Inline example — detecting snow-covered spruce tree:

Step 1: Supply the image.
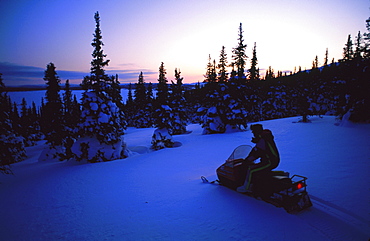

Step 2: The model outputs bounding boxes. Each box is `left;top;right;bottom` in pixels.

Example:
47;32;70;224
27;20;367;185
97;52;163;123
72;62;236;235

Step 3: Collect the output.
169;69;188;135
72;12;127;162
0;74;26;174
106;74;126;128
224;23;249;129
225;77;248;129
39;62;65;161
200;56;227;134
151;62;174;150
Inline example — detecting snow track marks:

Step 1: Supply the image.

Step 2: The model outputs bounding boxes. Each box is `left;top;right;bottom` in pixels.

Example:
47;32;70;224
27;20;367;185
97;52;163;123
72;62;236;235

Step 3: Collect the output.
298;195;369;240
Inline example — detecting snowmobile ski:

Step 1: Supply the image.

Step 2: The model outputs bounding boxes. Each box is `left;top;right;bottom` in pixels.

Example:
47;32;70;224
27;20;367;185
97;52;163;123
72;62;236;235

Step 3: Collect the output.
201;176;219;184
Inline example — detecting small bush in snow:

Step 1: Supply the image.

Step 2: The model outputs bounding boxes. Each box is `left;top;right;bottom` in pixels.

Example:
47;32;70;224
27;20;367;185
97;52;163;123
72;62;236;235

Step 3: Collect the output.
151;128;175;150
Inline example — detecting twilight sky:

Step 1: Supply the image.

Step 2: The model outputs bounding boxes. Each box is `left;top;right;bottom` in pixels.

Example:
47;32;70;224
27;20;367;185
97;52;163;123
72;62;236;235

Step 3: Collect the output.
0;0;369;86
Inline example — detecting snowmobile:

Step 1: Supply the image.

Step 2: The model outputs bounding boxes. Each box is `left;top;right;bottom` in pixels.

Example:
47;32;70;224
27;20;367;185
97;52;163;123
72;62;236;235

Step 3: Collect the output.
202;145;312;213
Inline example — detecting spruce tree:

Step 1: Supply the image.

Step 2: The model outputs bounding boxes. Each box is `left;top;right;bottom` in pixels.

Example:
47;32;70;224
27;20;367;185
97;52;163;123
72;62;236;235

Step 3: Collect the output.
73;11;127;162
364;17;370;58
170;68;188;135
265;66;275;80
201;60;227;134
153;62;172;129
89;12;110;86
133;72;151;128
19;98;35;146
342;34;354;61
145;82;154;127
124;83;135;126
156;62;169;104
62;79;80;159
324;48;329;66
354;31;364;60
134;72;146;103
249;42;260;81
204;55;217;82
42;62;64;147
217;46;228;82
312;55;319;69
151;62;174;149
0;74;26;174
232;23;248;81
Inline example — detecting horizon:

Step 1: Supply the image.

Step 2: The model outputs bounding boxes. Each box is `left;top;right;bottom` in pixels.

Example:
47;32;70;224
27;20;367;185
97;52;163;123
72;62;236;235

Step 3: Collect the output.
1;0;369;86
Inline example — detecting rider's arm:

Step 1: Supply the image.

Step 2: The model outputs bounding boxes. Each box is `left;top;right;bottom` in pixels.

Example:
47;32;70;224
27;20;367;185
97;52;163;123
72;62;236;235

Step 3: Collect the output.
245;138;266;162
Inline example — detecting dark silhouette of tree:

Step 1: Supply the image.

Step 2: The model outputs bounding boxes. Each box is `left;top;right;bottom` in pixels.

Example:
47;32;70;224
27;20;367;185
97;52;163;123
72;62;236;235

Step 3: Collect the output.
62;79;80;159
170;68;188;134
364;17;370;58
132;72;152;128
342;34;354;61
134;72;146;104
156;62;168;104
312;55;319;69
354;31;364;60
153;62;172;129
0;74;26;174
232;23;248;81
264;66;275;80
217;46;228;82
249;42;260;81
124;83;135;126
324;48;329;66
204;55;217;82
42;62;64;147
145;82;154;126
89;12;110;84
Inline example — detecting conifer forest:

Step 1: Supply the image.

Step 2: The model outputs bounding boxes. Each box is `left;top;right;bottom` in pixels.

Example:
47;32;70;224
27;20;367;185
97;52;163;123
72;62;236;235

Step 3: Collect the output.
1;12;369;173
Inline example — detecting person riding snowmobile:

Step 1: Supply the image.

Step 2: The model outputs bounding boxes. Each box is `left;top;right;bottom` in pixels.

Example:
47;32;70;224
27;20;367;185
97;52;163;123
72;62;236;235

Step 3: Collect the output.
237;124;280;193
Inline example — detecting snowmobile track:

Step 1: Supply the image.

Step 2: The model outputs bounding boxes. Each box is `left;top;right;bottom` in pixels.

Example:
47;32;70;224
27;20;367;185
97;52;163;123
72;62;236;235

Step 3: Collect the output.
299;195;369;240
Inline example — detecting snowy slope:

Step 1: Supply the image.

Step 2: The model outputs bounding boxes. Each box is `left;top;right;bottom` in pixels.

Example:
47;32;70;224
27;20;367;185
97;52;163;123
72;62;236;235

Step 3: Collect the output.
0;116;369;240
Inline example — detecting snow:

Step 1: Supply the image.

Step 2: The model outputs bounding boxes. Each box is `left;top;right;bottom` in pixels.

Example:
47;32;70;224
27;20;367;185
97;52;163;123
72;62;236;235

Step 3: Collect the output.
90;102;99;111
71;136;126;163
1;116;369;240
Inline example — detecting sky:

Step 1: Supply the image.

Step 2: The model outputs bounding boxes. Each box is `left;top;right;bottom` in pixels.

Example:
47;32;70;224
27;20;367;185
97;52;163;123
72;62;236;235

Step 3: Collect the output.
0;0;369;86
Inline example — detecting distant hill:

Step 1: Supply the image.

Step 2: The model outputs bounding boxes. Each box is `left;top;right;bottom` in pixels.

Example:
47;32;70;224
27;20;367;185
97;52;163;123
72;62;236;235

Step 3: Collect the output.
5;83;198;91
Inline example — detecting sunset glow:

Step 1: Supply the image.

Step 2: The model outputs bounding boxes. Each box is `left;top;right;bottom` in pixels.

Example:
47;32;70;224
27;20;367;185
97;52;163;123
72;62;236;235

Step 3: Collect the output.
0;0;369;85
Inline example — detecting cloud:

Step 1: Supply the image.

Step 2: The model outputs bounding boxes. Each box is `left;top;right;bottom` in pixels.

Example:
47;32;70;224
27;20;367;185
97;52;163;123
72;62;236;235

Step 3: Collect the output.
108;69;158;84
0;62;158;86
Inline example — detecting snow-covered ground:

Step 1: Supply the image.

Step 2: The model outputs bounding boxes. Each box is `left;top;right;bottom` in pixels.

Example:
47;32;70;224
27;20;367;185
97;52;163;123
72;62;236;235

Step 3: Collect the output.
1;116;369;240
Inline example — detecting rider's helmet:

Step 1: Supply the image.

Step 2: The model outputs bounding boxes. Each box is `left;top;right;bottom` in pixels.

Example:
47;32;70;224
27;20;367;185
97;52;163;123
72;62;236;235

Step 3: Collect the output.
250;124;263;135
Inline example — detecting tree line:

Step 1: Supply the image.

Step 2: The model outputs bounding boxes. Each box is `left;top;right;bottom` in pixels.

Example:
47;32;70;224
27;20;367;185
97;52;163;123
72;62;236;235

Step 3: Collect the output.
1;13;369;173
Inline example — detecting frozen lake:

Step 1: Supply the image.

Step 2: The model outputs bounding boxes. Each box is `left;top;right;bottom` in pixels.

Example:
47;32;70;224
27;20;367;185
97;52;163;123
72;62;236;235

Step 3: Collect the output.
8;89;130;108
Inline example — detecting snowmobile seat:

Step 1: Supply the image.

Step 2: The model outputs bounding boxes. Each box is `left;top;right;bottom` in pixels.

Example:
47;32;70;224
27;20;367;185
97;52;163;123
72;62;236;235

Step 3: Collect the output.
271;171;289;180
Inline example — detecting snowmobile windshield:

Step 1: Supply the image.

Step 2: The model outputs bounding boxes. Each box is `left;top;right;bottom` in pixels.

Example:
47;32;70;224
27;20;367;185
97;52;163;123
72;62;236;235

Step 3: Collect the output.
226;145;252;162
